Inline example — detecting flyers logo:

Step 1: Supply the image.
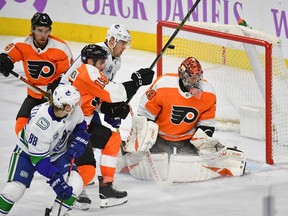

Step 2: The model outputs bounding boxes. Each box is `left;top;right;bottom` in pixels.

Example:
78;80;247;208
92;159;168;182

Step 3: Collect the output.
171;106;199;124
27;61;55;79
146;89;156;100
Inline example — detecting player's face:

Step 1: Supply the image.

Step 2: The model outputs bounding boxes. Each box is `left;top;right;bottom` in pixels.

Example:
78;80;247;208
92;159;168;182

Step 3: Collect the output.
95;59;106;71
32;26;51;48
112;40;128;57
187;71;201;85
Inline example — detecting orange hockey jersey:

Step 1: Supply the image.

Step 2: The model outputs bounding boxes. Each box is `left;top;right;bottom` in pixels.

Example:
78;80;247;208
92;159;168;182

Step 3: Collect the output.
138;73;216;141
4;34;73;99
69;63;129;124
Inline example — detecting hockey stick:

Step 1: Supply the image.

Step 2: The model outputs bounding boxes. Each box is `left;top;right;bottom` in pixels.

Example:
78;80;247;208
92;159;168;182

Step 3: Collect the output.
57;154;76;216
9;53;81;101
126;0;202;104
10;70;52;99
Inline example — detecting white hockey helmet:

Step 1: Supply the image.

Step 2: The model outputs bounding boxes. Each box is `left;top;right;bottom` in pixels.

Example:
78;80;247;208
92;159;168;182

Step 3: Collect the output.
106;24;131;45
52;84;81;109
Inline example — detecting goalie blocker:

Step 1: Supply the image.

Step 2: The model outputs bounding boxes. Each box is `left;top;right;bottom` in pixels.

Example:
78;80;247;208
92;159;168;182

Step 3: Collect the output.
119;122;246;182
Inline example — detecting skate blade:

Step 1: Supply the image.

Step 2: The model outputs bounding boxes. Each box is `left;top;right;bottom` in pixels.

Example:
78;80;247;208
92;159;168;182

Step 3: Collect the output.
72;202;90;211
100;197;128;208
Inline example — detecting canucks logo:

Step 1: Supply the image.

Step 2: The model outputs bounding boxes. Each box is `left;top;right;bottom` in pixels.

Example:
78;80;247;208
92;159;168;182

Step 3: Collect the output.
53;130;71;152
36;117;50;130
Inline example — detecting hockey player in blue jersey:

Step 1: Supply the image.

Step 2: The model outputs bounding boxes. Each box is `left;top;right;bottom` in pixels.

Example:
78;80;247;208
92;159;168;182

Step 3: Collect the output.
0;85;90;216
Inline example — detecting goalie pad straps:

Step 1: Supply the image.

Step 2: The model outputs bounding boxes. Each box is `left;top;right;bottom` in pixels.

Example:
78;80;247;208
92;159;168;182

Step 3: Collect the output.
124;116;159;153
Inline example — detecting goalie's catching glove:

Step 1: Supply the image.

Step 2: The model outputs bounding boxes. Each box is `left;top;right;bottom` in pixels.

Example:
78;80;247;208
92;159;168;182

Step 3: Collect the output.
131;68;154;88
48;173;73;200
190;128;227;159
0;53;14;77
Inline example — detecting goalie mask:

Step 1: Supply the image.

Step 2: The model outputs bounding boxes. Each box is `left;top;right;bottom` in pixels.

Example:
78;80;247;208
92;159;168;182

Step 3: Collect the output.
106;24;132;48
81;44;108;64
31;12;52;30
178;57;203;94
53;85;81;111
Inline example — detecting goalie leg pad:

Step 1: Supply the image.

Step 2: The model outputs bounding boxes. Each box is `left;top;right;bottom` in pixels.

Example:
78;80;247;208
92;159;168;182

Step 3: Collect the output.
168;149;246;182
169;155;222;182
129;153;168;181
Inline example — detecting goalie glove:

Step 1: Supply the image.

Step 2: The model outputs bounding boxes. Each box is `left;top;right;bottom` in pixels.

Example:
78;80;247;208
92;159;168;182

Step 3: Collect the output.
124;116;159;153
190;128;227;159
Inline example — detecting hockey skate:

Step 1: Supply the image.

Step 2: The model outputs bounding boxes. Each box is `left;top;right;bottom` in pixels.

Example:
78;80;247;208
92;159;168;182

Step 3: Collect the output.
98;176;128;208
72;189;92;210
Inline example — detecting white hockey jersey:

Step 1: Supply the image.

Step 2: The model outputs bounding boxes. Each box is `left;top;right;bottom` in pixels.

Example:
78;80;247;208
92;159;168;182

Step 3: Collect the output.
60;42;121;84
17;102;85;163
96;42;121;81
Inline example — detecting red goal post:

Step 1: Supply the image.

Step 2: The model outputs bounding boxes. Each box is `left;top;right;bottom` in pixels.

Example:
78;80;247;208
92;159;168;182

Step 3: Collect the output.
156;20;288;164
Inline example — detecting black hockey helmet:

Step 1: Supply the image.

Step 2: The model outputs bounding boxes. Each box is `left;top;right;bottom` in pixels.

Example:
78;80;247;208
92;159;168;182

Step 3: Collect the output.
81;44;108;64
31;12;52;30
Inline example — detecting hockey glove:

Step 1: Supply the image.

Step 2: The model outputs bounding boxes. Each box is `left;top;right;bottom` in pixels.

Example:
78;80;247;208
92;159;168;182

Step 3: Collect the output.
104;114;121;128
100;101;130;119
0;53;14;77
48;173;73;200
131;68;154;88
68;130;90;158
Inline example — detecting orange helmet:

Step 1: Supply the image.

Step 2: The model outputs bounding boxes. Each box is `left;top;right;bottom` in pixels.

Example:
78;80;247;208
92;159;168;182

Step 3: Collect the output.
178;57;203;92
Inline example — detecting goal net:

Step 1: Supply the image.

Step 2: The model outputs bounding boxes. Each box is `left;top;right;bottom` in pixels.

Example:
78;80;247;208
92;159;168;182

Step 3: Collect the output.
156;21;288;164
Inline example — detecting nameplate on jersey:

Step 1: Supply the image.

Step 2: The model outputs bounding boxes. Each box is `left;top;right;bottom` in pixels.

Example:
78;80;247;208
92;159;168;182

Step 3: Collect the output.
69;70;79;82
36;117;50;130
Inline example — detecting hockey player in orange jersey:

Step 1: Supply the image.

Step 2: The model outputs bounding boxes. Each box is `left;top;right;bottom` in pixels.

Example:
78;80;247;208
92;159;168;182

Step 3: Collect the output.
121;57;246;183
61;24;133;209
0;12;73;135
68;44;154;208
61;23;132;130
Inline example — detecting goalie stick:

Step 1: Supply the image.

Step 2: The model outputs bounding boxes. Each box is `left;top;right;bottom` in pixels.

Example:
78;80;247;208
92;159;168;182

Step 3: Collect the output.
121;107;173;190
9;54;82;101
126;0;202;104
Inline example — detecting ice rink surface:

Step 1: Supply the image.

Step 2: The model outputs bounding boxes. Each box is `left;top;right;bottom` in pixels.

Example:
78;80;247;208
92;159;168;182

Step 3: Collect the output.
0;36;288;216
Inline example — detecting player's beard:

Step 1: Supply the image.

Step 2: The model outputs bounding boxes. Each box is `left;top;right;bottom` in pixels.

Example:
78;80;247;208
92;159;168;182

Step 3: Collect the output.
33;36;48;50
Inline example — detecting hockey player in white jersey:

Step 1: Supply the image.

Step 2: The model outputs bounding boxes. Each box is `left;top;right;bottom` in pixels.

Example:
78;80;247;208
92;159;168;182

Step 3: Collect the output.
0;85;90;216
61;23;131;83
60;23;131;127
60;24;132;209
